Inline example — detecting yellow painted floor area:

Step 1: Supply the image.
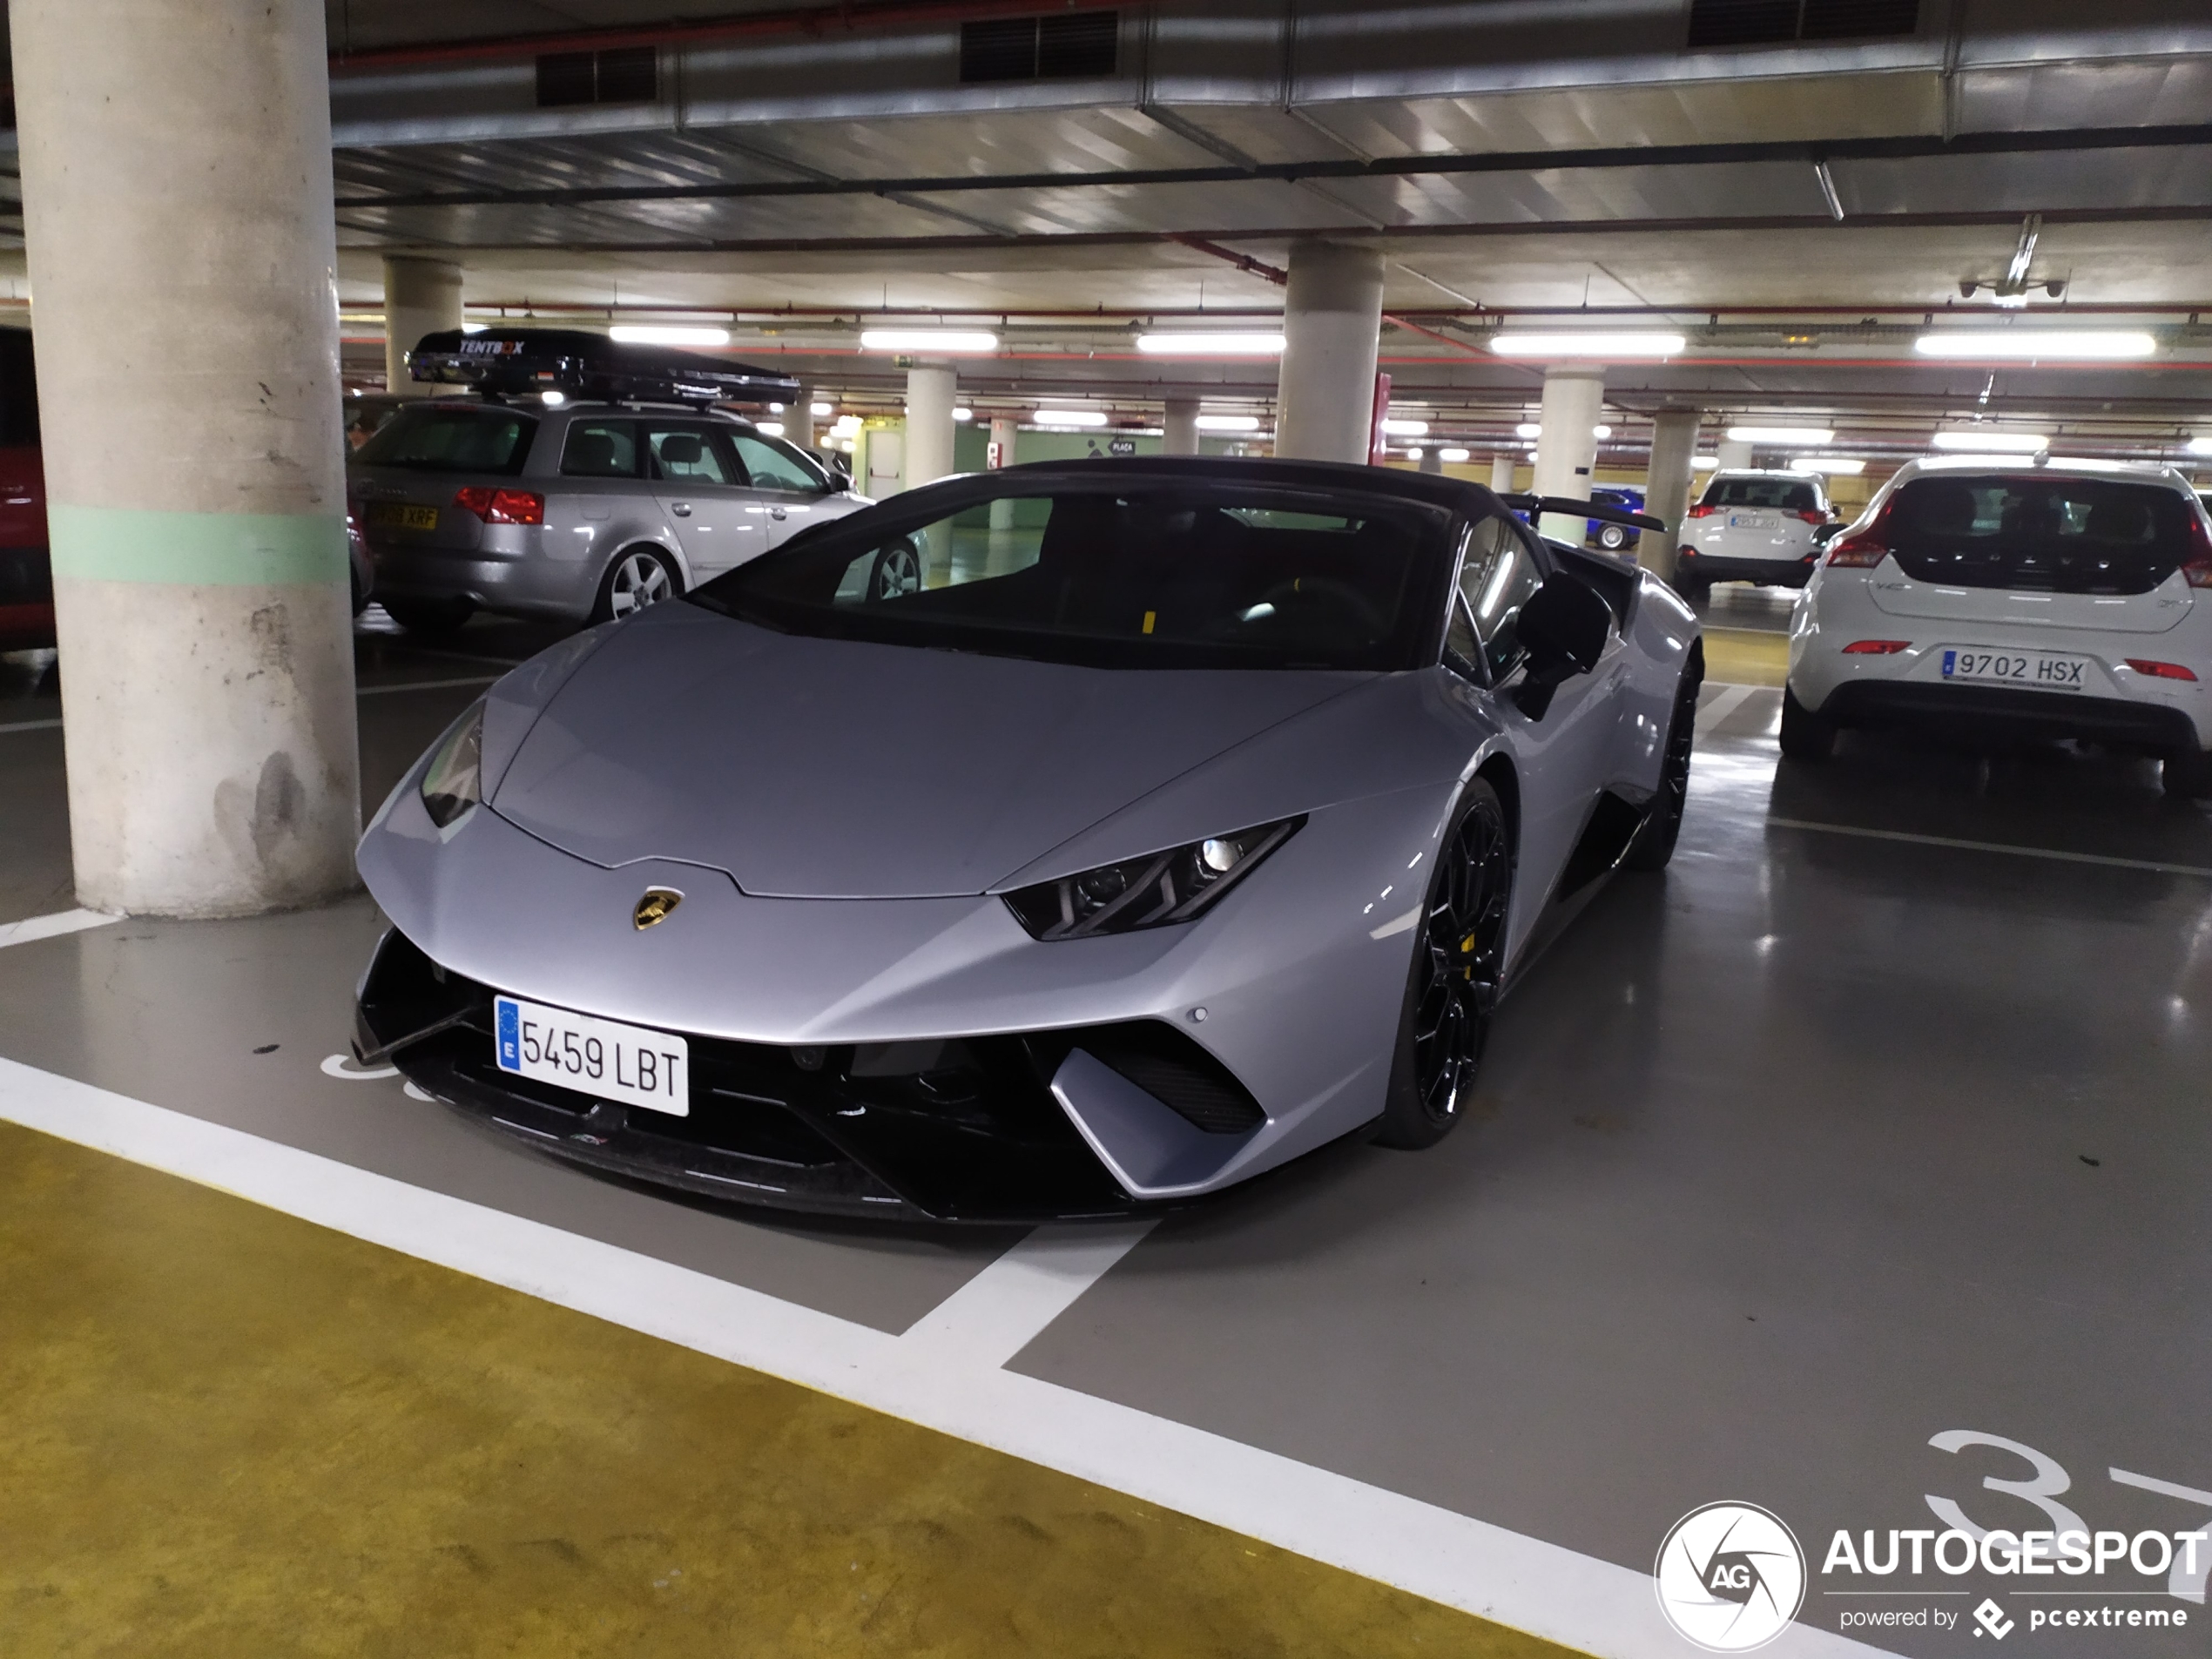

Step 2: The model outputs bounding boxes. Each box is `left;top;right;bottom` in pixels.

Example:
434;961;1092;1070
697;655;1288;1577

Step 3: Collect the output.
1702;626;1789;688
0;1123;1584;1658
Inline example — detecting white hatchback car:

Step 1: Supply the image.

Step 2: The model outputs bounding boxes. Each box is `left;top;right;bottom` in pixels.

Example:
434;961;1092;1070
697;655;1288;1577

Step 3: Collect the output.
1674;469;1834;598
1784;458;2212;795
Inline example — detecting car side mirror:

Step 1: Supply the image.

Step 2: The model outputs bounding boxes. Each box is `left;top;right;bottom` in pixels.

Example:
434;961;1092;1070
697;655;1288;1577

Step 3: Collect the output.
1512;571;1612;719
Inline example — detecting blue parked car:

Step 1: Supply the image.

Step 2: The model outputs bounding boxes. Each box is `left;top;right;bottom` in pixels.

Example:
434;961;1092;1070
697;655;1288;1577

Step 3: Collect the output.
1588;487;1644;551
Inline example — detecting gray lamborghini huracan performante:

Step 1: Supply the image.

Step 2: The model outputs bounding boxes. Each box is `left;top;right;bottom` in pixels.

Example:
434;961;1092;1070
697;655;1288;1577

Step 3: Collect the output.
354;458;1703;1222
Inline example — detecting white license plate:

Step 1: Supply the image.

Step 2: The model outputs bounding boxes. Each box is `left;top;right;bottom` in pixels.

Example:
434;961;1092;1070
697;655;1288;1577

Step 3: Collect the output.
1940;648;2092;691
493;995;689;1116
1729;513;1777;530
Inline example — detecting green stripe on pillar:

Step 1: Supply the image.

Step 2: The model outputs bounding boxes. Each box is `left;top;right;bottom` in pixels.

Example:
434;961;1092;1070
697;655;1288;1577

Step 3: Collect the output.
49;503;347;585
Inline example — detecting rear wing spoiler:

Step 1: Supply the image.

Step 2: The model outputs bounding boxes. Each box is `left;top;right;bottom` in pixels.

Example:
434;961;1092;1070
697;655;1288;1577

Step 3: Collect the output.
1498;492;1669;535
407;327;801;407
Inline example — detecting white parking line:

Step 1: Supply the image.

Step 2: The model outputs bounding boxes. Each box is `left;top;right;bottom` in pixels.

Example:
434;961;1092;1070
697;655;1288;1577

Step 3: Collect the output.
0;716;62;733
900;1219;1157;1368
0;908;120;949
1768;817;2212;879
0;1055;1888;1659
1695;683;1758;735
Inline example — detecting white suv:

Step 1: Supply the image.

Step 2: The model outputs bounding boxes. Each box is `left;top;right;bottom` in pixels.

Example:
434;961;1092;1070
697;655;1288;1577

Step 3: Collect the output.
1783;458;2212;795
1674;469;1834;598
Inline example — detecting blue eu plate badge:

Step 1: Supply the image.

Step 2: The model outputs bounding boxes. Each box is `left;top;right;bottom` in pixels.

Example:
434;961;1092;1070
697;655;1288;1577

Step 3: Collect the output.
496;997;521;1069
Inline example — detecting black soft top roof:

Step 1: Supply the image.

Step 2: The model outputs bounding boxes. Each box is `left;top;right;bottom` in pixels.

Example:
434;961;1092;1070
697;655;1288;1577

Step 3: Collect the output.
406;327;800;406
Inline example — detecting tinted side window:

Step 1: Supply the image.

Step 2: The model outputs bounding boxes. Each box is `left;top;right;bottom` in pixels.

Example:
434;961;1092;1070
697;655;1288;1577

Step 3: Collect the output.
728;431;826;493
1458;516;1544;680
645;424;736;485
560;420;638;478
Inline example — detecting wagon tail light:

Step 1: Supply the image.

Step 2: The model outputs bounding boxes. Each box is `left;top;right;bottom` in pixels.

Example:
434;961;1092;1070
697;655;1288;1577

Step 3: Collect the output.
452;486;545;525
2183;510;2212;589
1002;818;1305;941
1825;496;1895;567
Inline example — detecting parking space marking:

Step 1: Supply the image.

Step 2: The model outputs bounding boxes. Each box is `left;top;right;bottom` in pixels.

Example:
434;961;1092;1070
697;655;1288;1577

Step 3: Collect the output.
355;675;501;697
0;716;63;734
1695;683;1757;734
1768;817;2212;879
0;1054;1889;1659
0;908;120;949
900;1219;1157;1368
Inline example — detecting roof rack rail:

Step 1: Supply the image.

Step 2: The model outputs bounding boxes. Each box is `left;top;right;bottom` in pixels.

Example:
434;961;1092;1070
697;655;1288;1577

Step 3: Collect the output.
406;327;801;407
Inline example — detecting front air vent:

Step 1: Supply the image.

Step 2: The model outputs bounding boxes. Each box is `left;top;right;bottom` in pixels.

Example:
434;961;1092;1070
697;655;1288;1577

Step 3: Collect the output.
960;10;1118;84
1076;1022;1264;1136
1687;0;1917;47
535;45;658;108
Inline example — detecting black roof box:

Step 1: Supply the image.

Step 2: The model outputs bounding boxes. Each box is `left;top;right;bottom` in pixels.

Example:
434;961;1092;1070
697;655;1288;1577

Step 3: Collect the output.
406;327;800;406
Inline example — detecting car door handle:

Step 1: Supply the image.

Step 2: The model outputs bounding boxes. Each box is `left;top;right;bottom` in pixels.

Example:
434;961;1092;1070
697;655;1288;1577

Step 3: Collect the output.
770;508;786;520
671;502;691;517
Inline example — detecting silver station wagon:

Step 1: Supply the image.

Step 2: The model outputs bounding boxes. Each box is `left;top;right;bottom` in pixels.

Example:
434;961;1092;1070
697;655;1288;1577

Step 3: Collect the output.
348;397;870;634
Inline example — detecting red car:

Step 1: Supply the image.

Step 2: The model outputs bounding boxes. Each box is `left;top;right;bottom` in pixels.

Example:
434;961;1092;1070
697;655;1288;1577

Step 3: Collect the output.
0;329;50;652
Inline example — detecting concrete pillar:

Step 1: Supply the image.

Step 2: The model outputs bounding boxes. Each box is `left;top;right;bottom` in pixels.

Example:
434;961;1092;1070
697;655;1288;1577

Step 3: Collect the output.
902;363;956;493
1490;454;1518;494
17;0;359;919
1163;396;1200;456
1717;438;1754;470
1275;241;1385;464
381;256;462;399
988;417;1020;529
1640;410;1703;582
1530;367;1606;543
786;383;816;451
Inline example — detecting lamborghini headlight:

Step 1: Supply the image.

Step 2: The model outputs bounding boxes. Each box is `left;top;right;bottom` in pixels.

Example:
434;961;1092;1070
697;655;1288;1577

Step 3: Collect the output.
1003;817;1304;941
419;701;484;829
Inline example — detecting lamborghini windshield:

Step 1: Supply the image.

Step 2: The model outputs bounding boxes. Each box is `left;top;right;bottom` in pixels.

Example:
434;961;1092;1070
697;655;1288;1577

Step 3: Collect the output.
691;479;1456;671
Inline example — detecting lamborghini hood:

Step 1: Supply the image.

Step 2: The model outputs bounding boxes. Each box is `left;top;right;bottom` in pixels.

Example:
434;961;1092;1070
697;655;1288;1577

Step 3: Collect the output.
489;601;1366;899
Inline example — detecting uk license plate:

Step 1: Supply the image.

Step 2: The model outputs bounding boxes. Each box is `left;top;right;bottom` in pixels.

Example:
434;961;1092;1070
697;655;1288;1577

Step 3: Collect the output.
1941;649;2091;690
368;502;440;532
493;995;689;1116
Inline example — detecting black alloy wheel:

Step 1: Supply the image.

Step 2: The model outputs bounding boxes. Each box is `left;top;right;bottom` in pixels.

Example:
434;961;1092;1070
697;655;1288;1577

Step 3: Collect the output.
1623;652;1703;870
1777;684;1838;761
1375;777;1513;1150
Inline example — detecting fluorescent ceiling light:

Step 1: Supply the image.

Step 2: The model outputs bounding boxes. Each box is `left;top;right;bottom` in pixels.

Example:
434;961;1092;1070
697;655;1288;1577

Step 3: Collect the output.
1727;425;1834;445
1196;414;1261;433
459;323;489;334
1692;455;1720;469
1932;429;2048;452
1591;424;1613;440
769;402;785;413
1791;455;1865;475
830;414;863;435
610;325;730;347
2186;436;2212;456
1033;409;1109;427
1136;332;1285;355
1380;419;1429;436
810;401;834;417
1514;422;1542;439
952;407;974;421
755;421;785;437
1489;331;1685;359
1919;453;2040;469
1439;447;1472;463
860;329;999;354
540;389;566;408
1913;331;2157;361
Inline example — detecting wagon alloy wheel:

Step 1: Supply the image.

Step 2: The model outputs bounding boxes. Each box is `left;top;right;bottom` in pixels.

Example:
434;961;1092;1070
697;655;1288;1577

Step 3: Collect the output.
1377;779;1512;1150
591;547;681;624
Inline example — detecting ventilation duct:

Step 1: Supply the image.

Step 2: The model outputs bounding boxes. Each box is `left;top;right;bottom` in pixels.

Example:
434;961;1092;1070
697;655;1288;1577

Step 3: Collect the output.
1688;0;1918;47
959;11;1118;84
535;46;658;108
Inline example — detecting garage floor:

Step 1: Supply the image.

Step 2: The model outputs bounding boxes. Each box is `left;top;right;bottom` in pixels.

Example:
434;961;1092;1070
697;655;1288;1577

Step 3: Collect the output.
2;604;2207;1657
